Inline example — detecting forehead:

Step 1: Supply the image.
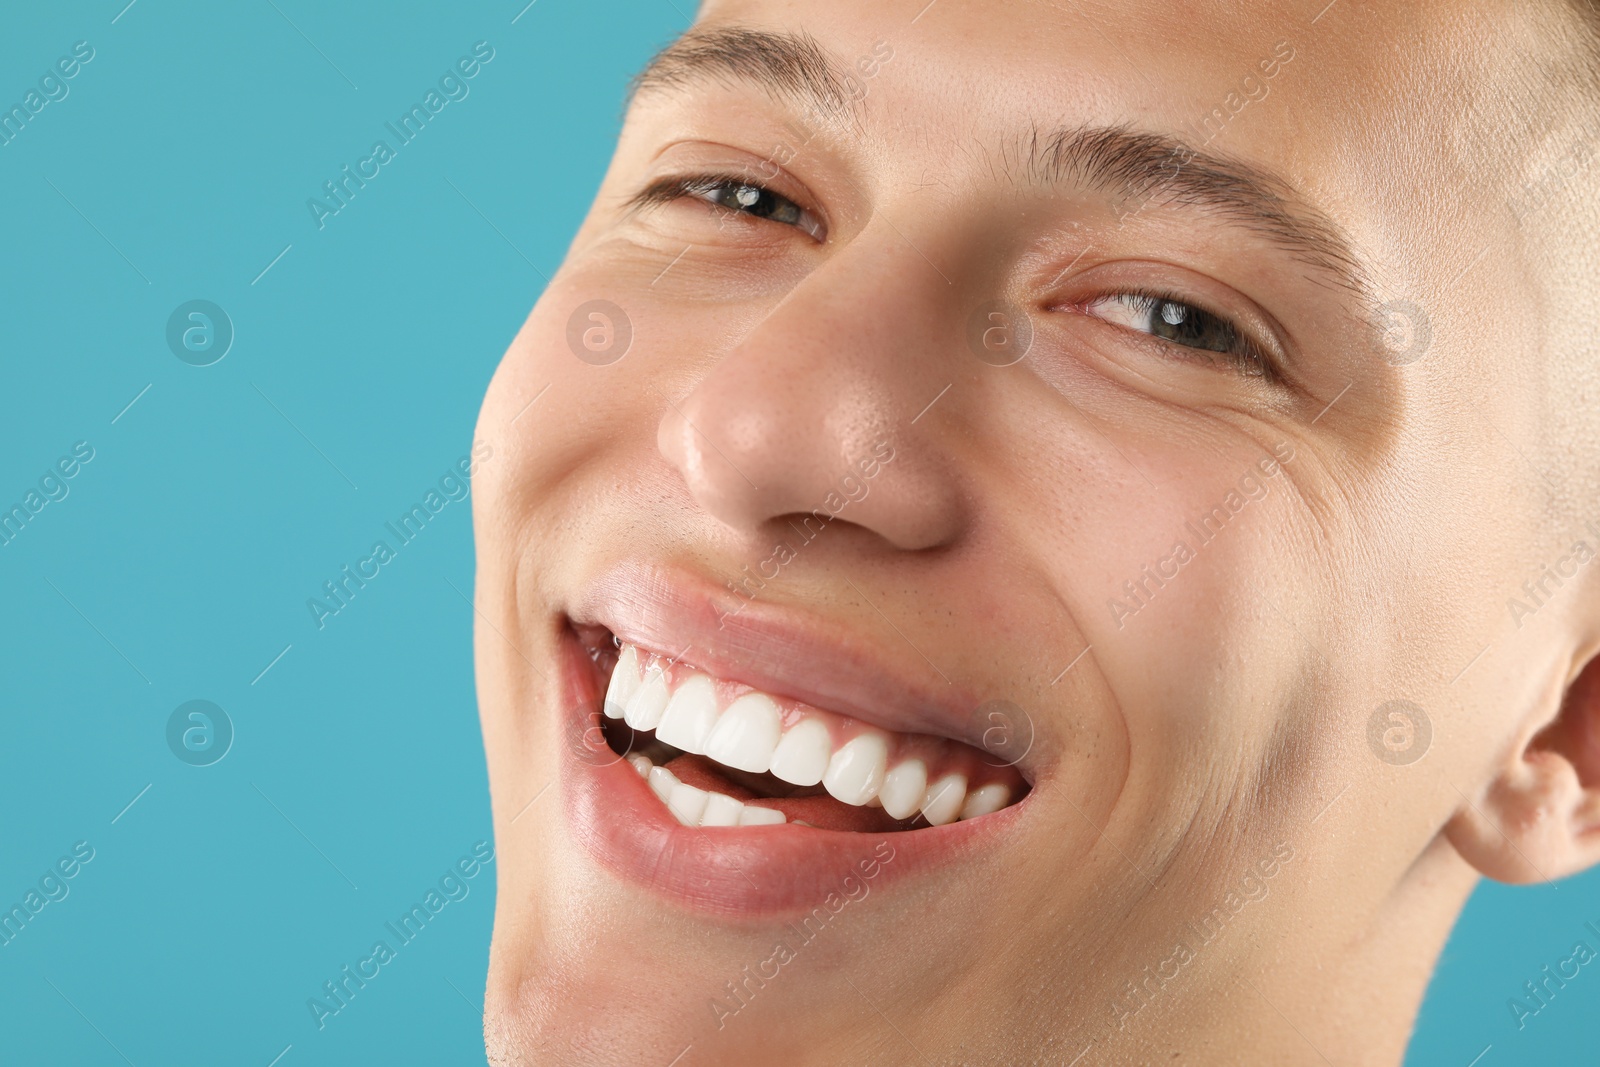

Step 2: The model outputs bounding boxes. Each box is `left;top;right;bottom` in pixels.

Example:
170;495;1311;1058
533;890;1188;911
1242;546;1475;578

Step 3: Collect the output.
688;0;1522;125
678;0;1543;287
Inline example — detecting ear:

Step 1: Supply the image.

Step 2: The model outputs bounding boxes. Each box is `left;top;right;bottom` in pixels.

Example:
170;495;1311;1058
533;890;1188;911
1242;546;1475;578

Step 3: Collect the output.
1445;651;1600;884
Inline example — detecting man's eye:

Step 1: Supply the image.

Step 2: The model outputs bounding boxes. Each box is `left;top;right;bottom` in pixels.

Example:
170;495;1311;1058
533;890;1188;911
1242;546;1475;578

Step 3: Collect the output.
631;174;826;241
1084;292;1270;378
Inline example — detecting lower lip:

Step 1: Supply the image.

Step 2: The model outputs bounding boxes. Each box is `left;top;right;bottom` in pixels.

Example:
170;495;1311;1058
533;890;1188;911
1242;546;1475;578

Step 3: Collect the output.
557;631;1025;917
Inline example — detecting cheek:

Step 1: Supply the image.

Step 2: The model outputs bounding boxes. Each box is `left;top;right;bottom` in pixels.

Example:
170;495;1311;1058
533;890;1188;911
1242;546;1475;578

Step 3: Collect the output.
1090;451;1292;663
476;284;643;515
1012;429;1310;773
476;250;782;532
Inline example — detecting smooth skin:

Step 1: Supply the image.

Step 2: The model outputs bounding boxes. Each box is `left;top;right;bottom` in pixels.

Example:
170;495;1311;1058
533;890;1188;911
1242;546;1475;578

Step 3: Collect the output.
471;0;1600;1062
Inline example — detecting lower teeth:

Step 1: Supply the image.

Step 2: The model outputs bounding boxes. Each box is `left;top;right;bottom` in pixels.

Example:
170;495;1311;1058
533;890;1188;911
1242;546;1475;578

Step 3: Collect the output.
633;754;786;827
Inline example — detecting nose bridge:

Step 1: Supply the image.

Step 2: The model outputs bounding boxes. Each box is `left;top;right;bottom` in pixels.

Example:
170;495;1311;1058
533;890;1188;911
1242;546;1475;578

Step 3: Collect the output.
656;225;965;550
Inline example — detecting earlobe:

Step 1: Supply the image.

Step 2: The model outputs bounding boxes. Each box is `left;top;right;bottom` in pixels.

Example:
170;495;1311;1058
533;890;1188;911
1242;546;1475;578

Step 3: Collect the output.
1445;655;1600;884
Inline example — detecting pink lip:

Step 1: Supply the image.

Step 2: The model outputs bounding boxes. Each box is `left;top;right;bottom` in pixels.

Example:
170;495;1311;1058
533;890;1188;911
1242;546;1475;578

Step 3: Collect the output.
557;627;1027;917
569;559;1005;755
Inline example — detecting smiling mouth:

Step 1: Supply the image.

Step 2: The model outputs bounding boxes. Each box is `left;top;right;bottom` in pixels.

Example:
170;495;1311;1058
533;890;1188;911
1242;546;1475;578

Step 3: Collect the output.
580;631;1030;834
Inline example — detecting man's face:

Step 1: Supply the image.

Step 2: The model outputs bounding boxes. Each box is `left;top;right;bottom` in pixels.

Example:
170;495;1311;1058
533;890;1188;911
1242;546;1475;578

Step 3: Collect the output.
472;0;1564;1061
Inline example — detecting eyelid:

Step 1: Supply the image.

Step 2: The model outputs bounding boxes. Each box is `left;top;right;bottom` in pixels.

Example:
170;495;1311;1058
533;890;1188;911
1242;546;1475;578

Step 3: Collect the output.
627;171;827;241
1078;289;1276;380
627;172;742;209
1052;273;1286;384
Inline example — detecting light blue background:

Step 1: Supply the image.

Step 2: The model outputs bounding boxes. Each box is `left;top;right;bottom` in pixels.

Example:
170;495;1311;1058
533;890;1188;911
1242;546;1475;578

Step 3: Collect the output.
0;2;1593;1064
0;2;684;1064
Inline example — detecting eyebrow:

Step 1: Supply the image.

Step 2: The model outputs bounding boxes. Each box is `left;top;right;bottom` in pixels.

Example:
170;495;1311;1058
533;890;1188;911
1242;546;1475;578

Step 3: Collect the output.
634;27;1373;302
631;26;860;125
1023;124;1372;299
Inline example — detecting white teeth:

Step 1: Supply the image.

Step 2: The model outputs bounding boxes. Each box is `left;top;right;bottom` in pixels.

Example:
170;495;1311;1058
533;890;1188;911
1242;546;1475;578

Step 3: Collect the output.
647;765;677;804
654;675;720;753
878;758;928;820
769;718;832;786
921;773;967;826
823;733;889;807
738;805;785;826
624;667;670;731
959;783;1010;821
703;692;782;773
633;752;784;828
667;782;710;825
633;735;1003;829
604;645;640;719
608;644;1021;830
700;791;745;827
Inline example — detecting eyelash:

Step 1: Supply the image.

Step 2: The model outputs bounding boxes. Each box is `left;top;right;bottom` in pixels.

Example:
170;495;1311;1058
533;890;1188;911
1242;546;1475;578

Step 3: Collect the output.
630;175;1273;380
629;172;825;240
1083;288;1274;380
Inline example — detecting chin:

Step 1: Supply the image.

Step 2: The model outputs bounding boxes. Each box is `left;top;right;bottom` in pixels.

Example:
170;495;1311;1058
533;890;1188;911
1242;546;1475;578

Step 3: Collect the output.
476;557;1046;1065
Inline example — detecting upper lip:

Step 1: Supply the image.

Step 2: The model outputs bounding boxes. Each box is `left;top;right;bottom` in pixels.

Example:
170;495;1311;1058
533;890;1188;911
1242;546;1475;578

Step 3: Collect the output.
569;559;1012;765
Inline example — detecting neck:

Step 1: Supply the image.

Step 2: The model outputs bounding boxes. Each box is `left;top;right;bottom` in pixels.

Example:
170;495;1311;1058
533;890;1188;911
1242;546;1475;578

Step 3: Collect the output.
1085;835;1477;1065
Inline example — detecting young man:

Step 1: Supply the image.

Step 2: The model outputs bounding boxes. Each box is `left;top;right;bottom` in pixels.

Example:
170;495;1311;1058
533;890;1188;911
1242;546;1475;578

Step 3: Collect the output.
470;0;1600;1062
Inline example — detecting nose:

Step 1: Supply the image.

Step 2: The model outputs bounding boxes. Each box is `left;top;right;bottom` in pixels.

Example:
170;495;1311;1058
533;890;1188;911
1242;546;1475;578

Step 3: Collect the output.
656;230;965;552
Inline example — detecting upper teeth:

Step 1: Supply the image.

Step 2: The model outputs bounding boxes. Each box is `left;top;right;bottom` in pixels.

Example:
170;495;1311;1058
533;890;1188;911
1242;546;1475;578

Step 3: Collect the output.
604;643;1014;827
